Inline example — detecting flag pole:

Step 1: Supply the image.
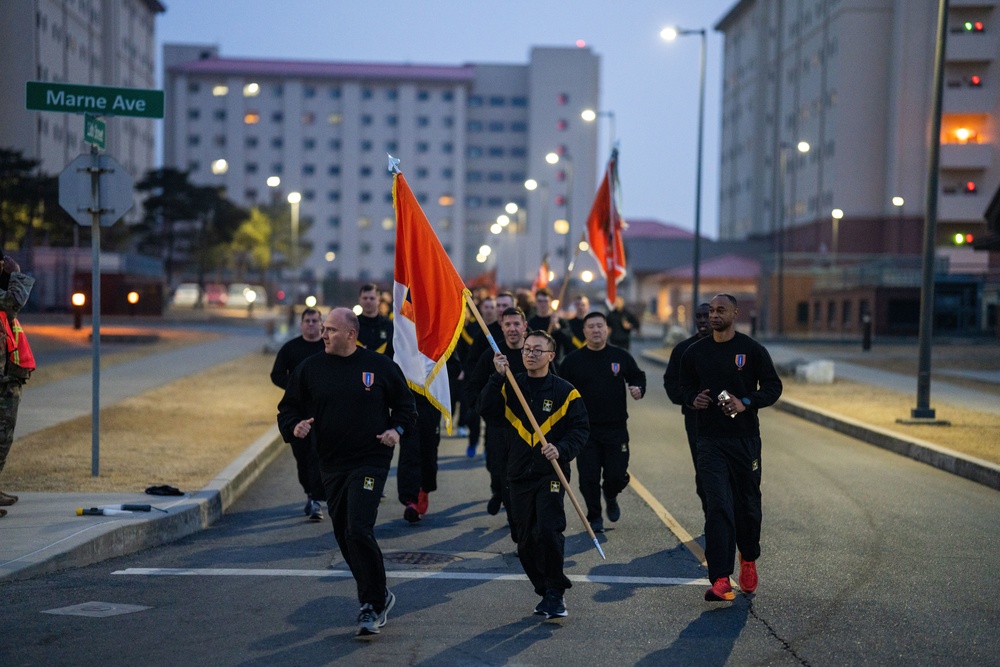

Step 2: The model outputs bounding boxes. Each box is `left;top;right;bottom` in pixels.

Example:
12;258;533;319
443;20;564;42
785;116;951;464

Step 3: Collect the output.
549;230;588;333
464;292;606;559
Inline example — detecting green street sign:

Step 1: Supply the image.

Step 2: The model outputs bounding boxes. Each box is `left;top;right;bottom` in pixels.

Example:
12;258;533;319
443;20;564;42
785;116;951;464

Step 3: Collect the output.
26;81;163;119
84;113;106;150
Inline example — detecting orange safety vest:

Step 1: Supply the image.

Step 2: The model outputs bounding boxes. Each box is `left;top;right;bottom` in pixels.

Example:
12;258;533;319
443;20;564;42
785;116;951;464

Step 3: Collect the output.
0;312;35;380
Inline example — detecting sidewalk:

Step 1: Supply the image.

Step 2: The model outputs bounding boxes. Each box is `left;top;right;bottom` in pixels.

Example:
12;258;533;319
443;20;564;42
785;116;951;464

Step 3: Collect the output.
0;328;285;582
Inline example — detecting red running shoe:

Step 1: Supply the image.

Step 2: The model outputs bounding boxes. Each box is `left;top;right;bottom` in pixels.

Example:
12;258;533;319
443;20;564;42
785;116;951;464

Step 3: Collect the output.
416;489;429;515
739;554;758;593
704;577;735;602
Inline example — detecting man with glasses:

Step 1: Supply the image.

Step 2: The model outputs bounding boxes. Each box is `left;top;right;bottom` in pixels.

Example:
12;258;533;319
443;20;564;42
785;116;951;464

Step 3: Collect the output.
527;288;569;360
278;308;416;637
270;307;326;522
467;306;527;520
559;311;646;534
480;329;589;620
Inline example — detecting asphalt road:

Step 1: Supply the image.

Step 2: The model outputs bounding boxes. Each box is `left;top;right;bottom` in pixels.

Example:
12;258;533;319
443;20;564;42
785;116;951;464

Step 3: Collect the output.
3;353;998;666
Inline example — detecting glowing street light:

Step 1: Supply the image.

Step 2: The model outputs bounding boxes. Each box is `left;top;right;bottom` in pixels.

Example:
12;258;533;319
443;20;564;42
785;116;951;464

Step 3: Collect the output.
266;176;281;188
524;179;538;191
505;202;519;215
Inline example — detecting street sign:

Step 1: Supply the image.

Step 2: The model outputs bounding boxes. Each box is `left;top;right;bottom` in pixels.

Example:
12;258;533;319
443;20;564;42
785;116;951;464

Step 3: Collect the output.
58;154;134;227
84;114;106;150
26;81;164;119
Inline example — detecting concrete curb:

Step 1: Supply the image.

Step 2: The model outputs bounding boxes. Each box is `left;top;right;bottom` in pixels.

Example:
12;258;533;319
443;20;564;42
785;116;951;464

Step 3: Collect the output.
0;427;285;583
640;350;1000;493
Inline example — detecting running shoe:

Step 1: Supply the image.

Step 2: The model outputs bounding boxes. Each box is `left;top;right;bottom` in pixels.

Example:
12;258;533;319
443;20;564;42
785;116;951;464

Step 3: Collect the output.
704;577;735;602
0;491;18;506
486;494;503;515
416;489;429;515
308;500;323;523
605;495;621;522
303;499;312;517
466;442;478;458
356;604;379;636
542;590;568;619
376;590;396;628
590;518;604;534
739;554;758;593
403;502;421;523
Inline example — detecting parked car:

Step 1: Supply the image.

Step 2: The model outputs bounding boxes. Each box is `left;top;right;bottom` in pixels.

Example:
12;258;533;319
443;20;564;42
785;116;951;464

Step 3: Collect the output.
204;283;228;307
226;283;268;308
171;283;201;307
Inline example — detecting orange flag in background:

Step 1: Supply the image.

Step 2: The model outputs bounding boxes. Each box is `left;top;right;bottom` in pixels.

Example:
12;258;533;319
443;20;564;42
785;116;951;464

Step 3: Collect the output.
584;149;626;306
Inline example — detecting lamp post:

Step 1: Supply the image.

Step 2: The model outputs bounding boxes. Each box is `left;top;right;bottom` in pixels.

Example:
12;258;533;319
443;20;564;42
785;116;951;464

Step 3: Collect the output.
525;178;550;267
776;140;810;335
546;152;574;269
661;25;707;332
581;108;616;158
831;208;844;258
287;191;301;273
506;201;526;283
892;196;905;252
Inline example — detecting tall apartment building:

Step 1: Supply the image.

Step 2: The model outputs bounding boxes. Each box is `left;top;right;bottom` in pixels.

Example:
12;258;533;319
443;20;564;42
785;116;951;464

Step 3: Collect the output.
163;45;599;291
0;0;163;195
715;0;999;334
715;0;997;251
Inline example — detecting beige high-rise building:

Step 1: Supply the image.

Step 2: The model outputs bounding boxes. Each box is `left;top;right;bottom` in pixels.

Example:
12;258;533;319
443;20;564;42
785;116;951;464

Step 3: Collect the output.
0;0;164;201
714;0;999;335
162;45;600;290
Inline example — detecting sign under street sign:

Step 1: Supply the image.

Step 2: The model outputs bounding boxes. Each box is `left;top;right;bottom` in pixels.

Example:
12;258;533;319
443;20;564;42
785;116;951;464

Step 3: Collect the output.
58;153;134;226
84;113;106;150
26;81;164;119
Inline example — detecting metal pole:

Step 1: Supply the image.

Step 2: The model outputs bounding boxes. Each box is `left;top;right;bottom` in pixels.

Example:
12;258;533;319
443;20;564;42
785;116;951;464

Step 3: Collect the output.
777;148;787;336
912;0;949;420
89;145;101;477
691;29;707;332
564;157;574;269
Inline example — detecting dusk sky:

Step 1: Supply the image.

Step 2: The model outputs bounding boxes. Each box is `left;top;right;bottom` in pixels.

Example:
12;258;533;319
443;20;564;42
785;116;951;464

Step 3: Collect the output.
157;0;736;239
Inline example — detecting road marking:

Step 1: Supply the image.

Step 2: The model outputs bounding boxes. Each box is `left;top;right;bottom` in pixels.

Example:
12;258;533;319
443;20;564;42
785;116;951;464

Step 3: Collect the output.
113;567;708;586
629;475;707;567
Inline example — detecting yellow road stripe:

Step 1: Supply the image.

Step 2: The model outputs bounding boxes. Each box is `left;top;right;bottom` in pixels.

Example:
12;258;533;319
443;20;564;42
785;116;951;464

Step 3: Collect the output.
629;474;707;567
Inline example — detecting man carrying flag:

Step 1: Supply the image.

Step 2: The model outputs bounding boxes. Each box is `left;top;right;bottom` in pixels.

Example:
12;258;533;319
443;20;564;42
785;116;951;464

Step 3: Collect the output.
585;148;627;307
391;159;471;523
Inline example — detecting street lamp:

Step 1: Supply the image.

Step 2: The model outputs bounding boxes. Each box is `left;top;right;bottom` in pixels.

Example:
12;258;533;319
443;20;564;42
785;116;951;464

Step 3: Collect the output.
525;178;550;269
287;191;301;271
776;140;810;335
546;152;574;266
580;108;616;157
661;25;707;332
831;208;844;258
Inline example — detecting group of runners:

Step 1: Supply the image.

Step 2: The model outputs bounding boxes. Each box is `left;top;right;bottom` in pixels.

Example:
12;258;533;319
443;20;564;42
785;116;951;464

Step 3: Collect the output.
271;285;781;637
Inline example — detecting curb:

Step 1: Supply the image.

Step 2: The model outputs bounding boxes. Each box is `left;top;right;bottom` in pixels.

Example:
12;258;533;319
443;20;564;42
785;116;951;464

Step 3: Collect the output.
640;350;1000;493
0;427;285;583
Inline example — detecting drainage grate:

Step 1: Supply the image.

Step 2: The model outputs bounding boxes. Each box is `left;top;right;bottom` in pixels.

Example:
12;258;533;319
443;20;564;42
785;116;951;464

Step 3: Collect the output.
42;602;151;618
383;552;463;566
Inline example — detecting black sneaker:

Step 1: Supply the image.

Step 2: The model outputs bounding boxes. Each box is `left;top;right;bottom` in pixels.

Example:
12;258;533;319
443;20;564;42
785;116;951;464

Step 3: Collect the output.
605;495;621;523
590;518;604;534
487;495;503;516
403;503;421;523
377;590;396;629
308;500;323;522
542;590;568;619
356;604;379;636
533;598;547;616
303;499;312;517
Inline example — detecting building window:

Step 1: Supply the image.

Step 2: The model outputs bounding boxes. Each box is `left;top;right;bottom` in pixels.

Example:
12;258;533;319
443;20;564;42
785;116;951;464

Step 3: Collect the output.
386;115;398;126
243;112;260;125
212;85;228;97
361;140;373;151
468;95;483;107
272;84;283;97
441;168;454;179
487;171;504;182
245;137;257;148
360;166;373;177
488;121;504;132
511;96;528;107
360;192;372;202
303;164;316;176
328;191;341;201
417;116;430;127
361;87;373;99
466;196;482;208
511;121;528;132
842;301;852;325
328;165;341;176
361;114;373;126
329;87;341;99
187;135;200;146
385;140;398;152
466;172;483;183
556;93;568;105
304;138;316;150
442;91;454;102
271;111;284;122
796;302;809;325
213;135;226;147
417;90;430;101
243;82;260;97
386;89;398;100
556;119;568;131
245;162;258;174
417;142;429;153
827;300;836;325
384;243;395;255
489;96;505;106
442;116;454;128
212;109;226;121
442;143;453;154
416;167;429;178
303;190;315;201
468;120;484;132
509;146;527;158
328;217;341;227
488;146;504;157
302;112;315;125
271;137;283;148
329;138;341;150
328;113;343;125
245;188;257;201
271;163;283;174
304;85;316;98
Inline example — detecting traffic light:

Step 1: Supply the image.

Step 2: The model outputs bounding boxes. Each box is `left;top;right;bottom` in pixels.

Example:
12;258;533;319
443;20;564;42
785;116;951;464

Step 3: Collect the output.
965;181;977;194
953;233;975;245
970;75;982;87
964;21;985;32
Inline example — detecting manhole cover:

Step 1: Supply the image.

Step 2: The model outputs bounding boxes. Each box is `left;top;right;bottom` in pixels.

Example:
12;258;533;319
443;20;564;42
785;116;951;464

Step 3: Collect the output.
43;602;151;618
383;552;463;566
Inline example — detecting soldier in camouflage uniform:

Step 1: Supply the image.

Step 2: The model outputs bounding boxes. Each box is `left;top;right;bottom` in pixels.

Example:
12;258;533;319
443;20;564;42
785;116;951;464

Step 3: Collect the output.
0;255;35;518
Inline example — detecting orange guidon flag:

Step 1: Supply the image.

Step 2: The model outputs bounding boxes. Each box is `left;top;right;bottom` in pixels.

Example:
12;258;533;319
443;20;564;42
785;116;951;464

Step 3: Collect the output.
392;172;470;432
585;148;627;306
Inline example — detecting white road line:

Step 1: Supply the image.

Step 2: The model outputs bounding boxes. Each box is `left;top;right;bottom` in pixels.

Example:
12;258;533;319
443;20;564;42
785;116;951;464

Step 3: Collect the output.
112;567;708;586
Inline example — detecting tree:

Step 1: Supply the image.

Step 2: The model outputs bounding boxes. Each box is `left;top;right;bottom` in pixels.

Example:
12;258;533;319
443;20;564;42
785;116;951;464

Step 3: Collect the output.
229;207;273;281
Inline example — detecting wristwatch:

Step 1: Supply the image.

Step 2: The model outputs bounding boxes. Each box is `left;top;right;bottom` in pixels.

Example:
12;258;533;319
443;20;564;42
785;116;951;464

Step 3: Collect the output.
394;426;405;436
741;397;751;407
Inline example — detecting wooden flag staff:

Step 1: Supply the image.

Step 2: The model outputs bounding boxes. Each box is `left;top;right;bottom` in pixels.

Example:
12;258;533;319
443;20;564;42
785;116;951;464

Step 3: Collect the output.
463;292;606;560
548;230;589;334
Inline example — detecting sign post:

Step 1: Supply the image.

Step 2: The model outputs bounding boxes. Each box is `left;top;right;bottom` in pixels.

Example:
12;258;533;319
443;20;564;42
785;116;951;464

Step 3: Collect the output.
32;79;161;477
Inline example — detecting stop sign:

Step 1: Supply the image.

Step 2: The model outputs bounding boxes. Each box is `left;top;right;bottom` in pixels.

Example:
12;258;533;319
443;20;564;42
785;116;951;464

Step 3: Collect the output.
58;153;134;226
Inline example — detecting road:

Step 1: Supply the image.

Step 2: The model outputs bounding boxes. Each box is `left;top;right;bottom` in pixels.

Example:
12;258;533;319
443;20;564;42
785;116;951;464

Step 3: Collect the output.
3;352;998;666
